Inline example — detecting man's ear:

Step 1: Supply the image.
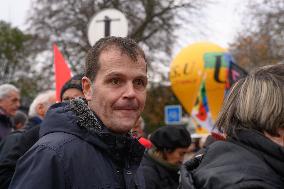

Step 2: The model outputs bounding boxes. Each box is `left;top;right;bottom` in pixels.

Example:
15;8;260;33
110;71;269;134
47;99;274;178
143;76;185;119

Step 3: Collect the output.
82;76;92;101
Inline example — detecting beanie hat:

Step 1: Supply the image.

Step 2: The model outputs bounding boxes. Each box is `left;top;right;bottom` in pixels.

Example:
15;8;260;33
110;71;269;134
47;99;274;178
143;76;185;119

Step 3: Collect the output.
60;74;83;101
150;125;191;150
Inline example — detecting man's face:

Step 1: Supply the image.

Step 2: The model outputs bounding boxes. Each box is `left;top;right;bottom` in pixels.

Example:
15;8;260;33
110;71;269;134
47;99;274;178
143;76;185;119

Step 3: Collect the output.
0;91;20;116
35;94;56;119
62;88;84;102
43;95;57;117
83;48;147;134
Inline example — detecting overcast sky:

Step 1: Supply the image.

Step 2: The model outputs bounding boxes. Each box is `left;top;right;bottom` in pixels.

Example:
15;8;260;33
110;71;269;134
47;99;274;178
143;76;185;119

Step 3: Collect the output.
0;0;248;55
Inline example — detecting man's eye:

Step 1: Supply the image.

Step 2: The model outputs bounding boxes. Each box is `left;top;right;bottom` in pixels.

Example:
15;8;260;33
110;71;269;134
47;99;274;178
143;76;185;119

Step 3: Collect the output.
12;98;19;103
111;78;120;85
134;79;145;87
62;98;70;102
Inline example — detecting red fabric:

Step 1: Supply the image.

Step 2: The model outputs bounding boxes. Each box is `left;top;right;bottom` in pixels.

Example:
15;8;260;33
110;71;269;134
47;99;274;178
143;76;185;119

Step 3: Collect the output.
211;132;226;141
53;44;72;102
138;137;152;149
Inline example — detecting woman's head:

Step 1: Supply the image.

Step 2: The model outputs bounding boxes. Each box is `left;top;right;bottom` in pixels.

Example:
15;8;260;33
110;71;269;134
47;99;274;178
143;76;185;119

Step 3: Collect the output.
216;64;284;138
150;125;191;165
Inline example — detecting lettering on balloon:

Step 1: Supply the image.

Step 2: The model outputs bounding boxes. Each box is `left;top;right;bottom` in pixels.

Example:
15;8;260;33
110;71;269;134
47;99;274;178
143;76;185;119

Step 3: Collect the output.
213;55;226;83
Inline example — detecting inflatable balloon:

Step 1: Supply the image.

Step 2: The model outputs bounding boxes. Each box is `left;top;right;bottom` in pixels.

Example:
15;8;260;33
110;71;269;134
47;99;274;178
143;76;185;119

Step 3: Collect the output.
170;42;247;133
203;51;228;122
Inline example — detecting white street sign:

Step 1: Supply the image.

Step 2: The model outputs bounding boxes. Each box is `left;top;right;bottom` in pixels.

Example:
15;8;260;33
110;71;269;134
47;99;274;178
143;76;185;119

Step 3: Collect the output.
87;9;128;46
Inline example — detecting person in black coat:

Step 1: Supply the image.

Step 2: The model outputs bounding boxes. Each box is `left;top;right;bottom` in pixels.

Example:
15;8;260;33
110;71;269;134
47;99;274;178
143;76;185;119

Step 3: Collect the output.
142;125;191;189
0;90;55;160
0;110;28;160
179;63;284;189
0;75;85;189
0;90;56;188
9;37;148;189
0;84;20;141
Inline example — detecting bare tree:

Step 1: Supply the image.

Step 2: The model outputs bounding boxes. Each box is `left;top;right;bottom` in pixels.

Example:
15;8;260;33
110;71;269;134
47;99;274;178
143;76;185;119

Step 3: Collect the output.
26;0;208;77
230;0;284;70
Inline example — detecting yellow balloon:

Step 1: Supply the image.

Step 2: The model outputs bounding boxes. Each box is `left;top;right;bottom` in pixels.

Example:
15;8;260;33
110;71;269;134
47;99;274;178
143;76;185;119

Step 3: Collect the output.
170;42;227;122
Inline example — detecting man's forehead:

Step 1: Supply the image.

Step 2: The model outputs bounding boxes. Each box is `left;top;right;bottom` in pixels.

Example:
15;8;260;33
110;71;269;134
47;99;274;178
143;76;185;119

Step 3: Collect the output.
7;91;20;98
103;69;147;80
99;51;146;69
99;47;145;63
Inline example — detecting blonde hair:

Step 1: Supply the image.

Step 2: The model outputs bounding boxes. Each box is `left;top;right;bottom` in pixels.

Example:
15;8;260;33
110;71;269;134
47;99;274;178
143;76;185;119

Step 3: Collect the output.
216;64;284;137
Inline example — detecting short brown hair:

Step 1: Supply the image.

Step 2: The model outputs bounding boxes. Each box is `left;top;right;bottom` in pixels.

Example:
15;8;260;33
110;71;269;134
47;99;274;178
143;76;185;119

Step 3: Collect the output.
85;36;147;81
216;63;284;137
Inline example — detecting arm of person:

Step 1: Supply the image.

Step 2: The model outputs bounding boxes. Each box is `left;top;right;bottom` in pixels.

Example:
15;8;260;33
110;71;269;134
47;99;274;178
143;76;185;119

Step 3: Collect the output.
8;145;66;189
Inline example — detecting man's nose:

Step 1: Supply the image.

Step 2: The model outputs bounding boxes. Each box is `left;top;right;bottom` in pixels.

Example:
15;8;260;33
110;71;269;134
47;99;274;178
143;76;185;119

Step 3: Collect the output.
123;82;136;98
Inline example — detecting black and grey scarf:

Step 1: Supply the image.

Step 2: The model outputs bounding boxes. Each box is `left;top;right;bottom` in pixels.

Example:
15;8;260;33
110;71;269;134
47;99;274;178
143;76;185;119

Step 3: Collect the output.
69;97;102;135
68;98;145;168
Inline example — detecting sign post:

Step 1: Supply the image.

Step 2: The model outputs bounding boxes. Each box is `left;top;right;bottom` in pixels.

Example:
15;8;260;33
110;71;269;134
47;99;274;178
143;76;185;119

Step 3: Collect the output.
87;9;128;46
164;105;182;125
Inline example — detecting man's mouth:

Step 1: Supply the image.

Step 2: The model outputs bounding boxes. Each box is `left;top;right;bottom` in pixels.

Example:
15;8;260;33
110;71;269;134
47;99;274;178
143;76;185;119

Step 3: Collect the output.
113;106;139;116
113;104;138;111
115;109;137;114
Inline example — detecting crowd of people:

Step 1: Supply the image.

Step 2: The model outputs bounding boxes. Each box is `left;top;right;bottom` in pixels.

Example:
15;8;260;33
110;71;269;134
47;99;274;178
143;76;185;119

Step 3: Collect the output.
0;36;283;189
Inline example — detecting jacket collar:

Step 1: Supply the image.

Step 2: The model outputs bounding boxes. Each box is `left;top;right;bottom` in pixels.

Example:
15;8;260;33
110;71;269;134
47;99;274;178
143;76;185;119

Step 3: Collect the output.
68;98;145;168
231;129;284;177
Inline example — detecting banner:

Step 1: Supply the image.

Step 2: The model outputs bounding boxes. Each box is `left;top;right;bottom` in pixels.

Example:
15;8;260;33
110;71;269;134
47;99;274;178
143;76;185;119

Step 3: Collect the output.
53;44;72;102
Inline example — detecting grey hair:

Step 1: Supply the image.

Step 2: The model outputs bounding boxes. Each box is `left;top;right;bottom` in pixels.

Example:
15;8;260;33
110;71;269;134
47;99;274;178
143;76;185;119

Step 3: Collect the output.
216;63;284;137
28;90;55;117
0;84;19;100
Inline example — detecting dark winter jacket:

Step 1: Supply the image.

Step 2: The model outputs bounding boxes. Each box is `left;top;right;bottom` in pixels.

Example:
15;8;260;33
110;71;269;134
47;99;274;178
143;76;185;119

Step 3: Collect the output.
0;116;42;161
179;129;284;189
0;130;24;161
0;109;12;141
0;117;42;189
141;151;180;189
9;99;146;189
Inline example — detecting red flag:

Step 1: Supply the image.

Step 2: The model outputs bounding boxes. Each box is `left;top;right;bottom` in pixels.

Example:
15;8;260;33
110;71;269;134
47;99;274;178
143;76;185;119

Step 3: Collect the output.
53;44;72;102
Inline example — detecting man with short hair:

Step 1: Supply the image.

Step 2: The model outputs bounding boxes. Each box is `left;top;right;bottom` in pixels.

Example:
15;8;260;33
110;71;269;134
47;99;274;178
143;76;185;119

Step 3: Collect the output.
9;37;148;189
0;84;20;141
0;90;56;188
25;90;56;130
60;74;84;101
0;90;56;157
